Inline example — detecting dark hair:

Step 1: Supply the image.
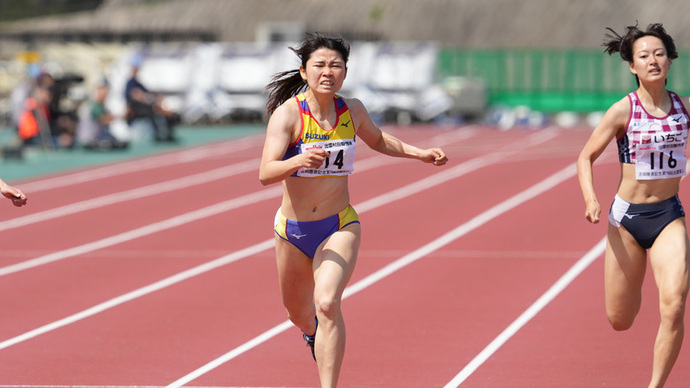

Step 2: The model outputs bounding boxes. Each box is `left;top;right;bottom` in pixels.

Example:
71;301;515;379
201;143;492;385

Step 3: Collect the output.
264;32;350;117
604;22;678;62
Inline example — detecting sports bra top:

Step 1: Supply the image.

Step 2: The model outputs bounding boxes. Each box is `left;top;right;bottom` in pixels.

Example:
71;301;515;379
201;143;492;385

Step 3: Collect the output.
618;91;689;180
283;93;356;178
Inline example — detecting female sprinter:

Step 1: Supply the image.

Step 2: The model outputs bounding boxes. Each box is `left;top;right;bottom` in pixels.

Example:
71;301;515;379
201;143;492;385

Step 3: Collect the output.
577;23;689;388
259;32;447;388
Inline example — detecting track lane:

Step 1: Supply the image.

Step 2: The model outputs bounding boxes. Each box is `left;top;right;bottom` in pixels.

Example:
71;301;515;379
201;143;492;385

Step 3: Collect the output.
0;125;482;384
175;129;597;387
0;126;668;387
0;125;544;384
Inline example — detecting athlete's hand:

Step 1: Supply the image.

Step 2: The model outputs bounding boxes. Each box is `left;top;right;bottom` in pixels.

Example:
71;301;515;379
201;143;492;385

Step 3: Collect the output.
301;147;328;169
584;199;601;224
0;181;27;207
421;148;448;166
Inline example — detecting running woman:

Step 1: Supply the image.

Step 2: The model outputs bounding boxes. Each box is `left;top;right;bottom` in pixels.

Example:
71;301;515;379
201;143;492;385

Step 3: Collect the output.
577;23;689;388
259;32;447;388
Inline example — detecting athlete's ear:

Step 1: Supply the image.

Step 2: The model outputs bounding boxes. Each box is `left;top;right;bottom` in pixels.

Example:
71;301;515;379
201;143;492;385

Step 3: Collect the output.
629;61;638;75
299;66;307;81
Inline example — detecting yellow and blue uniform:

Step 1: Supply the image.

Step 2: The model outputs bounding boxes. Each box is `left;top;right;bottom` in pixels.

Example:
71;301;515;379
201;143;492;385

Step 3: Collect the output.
275;205;360;258
275;93;360;258
282;93;357;177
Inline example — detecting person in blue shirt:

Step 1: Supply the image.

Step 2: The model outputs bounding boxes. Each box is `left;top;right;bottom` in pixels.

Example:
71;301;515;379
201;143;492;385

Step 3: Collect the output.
124;54;176;142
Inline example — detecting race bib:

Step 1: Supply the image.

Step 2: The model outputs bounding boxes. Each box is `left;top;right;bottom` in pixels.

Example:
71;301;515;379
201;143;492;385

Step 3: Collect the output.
296;138;356;177
635;130;687;180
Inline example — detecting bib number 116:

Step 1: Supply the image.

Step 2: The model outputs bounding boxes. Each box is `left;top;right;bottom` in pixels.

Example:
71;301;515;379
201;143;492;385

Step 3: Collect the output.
649;151;677;170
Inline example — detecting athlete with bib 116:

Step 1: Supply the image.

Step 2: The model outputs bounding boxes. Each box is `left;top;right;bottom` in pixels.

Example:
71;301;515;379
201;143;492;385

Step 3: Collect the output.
259;32;447;388
577;23;689;388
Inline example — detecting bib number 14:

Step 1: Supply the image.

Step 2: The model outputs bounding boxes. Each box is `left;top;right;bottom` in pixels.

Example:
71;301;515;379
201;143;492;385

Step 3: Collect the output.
324;149;344;169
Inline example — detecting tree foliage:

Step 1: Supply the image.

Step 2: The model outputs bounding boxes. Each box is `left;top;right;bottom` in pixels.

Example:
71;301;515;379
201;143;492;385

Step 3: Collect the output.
0;0;105;22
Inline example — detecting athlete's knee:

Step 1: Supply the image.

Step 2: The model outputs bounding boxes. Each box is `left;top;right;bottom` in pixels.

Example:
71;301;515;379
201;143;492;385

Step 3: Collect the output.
608;316;635;331
659;295;687;327
314;293;341;320
283;304;314;327
607;308;637;331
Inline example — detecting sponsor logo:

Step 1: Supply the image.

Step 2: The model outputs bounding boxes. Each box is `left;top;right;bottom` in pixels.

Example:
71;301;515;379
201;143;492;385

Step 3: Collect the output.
306;133;330;141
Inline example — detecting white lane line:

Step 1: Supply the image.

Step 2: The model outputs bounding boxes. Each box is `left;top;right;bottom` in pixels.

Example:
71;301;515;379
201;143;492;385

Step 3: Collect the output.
0;156;472;350
0;159;260;232
0;127;480;232
0;130;557;355
0;240;274;351
0;128;545;278
0;150;393;278
16;135;264;193
442;152;652;386
165;163;578;388
0;129;526;351
13;125;470;195
0;186;282;278
443;238;607;387
0;146;494;348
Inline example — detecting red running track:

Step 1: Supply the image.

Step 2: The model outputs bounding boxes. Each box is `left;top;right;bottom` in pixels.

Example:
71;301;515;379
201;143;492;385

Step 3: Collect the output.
0;124;688;387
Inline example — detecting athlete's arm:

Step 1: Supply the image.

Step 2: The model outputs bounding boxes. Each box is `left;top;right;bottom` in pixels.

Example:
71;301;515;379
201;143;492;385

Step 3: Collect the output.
577;97;629;223
259;100;328;185
348;98;447;166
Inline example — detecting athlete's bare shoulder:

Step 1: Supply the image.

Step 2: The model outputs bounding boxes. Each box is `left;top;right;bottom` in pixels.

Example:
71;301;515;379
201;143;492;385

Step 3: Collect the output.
674;93;690;114
268;97;301;133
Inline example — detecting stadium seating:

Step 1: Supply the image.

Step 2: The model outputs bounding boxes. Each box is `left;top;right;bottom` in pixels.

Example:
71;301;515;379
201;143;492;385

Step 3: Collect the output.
103;41;453;125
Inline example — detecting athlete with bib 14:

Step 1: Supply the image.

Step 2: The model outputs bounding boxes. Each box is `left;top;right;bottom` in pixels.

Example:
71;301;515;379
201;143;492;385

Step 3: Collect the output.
259;32;447;388
577;23;690;388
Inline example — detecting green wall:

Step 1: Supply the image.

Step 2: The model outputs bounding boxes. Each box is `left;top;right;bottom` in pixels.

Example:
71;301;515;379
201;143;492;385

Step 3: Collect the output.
439;49;690;113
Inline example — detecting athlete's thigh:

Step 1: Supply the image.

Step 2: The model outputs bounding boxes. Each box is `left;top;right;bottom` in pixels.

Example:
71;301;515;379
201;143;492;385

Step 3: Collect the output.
605;223;647;306
649;218;690;299
313;223;361;298
275;235;315;306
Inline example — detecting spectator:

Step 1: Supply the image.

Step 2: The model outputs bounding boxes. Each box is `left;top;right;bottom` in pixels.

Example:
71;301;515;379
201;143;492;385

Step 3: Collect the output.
78;81;128;151
10;63;40;131
124;54;177;142
17;72;77;148
17;80;53;148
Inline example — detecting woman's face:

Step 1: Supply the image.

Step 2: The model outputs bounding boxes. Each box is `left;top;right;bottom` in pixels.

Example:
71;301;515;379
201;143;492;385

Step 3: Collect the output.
300;47;347;95
629;35;671;84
